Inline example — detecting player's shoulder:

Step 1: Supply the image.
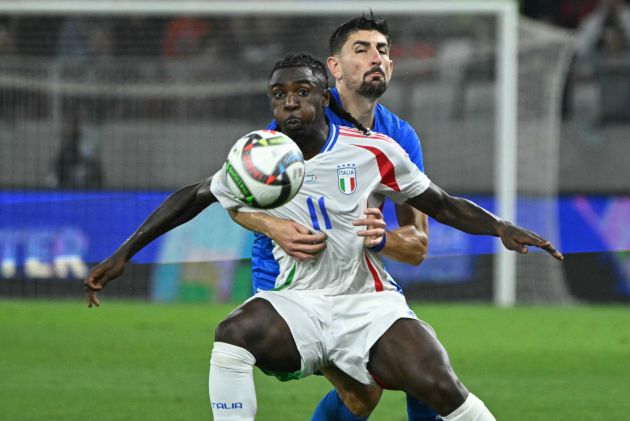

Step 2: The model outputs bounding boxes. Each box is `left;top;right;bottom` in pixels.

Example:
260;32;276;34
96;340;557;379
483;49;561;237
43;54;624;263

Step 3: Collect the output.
374;103;420;147
336;125;408;157
374;103;415;132
337;125;396;143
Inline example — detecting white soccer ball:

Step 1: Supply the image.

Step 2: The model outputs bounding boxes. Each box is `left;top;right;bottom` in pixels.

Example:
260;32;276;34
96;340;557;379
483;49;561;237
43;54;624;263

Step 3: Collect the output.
225;130;305;209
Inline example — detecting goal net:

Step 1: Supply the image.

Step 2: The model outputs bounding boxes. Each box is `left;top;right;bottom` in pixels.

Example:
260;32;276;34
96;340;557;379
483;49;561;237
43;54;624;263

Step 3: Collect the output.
0;1;573;304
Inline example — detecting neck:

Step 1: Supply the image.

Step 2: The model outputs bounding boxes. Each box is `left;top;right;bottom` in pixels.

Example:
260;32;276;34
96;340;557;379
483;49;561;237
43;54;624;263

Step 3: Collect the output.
336;83;378;129
295;120;329;160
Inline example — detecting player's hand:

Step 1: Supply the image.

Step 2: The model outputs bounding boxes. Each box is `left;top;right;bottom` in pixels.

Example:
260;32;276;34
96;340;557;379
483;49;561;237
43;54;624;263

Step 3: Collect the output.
267;220;327;262
84;254;127;307
353;208;386;248
498;223;564;261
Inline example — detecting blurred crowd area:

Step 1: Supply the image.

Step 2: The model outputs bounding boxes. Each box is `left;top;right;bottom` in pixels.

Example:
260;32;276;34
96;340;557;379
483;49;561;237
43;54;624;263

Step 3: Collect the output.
521;0;602;28
0;13;473;125
522;0;630;193
0;1;629;191
0;12;506;190
0;15;286;58
0;15;328;119
0;0;618;56
0;1;628;126
523;0;630;124
0;2;628;303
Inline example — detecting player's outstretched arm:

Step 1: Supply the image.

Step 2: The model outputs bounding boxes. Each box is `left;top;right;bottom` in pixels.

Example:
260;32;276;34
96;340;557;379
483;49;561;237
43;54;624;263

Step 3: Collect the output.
407;183;563;261
228;210;327;262
84;176;217;307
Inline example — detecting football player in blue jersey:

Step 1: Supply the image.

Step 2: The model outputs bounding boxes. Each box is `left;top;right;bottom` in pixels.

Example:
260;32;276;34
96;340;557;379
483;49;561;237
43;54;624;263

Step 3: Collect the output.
231;13;439;421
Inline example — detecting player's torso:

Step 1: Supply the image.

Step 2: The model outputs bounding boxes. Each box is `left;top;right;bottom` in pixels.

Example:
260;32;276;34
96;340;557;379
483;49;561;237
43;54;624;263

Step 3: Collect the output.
265;131;396;295
255;107;423;293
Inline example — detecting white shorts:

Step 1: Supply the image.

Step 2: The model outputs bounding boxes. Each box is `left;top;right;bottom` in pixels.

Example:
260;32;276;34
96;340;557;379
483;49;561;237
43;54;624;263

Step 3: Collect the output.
248;289;420;385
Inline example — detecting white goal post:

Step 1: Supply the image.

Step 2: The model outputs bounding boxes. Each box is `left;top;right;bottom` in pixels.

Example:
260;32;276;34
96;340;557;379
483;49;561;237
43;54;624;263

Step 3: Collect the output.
0;1;526;306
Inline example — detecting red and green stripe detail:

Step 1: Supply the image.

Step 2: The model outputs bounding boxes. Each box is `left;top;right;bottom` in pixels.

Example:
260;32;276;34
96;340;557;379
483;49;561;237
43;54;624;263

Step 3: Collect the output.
273;262;297;291
339;177;356;194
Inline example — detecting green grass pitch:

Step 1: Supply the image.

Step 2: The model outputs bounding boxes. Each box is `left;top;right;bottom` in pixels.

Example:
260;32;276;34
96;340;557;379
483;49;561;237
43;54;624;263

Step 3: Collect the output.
1;299;629;420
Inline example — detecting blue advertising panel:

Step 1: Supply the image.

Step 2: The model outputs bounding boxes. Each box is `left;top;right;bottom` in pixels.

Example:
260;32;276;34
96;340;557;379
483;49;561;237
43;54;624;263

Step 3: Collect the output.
0;190;252;282
1;190;629;297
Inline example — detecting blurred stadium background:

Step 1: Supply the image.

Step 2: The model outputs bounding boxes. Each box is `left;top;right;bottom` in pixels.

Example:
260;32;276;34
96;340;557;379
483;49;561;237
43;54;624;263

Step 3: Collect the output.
0;0;629;419
1;0;628;304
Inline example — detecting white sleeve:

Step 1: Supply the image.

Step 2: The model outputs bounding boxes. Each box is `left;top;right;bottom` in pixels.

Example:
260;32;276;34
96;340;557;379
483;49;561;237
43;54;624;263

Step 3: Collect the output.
209;165;259;213
374;142;431;204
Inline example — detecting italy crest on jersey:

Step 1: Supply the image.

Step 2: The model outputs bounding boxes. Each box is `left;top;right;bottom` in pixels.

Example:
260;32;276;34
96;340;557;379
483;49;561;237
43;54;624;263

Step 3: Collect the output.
337;164;357;195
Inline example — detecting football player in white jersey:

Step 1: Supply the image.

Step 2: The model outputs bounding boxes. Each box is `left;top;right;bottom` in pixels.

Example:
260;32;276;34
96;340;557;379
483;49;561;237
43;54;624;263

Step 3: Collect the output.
238;14;434;419
84;53;563;421
207;53;563;421
216;126;426;296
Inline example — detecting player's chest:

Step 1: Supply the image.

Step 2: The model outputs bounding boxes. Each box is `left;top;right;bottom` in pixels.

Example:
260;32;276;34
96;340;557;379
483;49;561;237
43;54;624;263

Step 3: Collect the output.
269;151;378;234
300;156;379;203
275;152;376;225
299;152;378;200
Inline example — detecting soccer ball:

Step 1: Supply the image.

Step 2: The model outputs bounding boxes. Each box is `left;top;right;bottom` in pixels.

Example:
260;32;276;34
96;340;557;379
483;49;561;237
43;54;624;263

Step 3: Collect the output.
225;130;305;209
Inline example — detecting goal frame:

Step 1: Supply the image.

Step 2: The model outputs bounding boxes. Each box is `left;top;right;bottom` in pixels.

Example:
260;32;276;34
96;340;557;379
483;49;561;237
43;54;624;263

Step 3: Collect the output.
0;0;519;306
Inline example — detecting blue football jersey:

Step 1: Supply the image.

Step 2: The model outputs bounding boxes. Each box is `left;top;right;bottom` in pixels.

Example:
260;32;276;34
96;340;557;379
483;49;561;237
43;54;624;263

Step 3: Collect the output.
252;87;425;293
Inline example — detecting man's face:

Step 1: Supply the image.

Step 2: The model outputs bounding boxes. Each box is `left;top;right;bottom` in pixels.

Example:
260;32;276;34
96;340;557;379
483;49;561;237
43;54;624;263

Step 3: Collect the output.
268;66;329;139
329;29;393;99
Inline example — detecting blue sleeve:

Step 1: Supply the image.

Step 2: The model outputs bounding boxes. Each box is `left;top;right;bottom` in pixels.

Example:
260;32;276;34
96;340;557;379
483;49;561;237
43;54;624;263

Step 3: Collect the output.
398;123;425;173
250;124;280;291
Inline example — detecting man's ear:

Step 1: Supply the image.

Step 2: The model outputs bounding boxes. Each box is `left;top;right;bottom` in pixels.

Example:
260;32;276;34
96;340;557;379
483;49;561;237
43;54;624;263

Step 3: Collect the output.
322;89;331;108
327;56;342;80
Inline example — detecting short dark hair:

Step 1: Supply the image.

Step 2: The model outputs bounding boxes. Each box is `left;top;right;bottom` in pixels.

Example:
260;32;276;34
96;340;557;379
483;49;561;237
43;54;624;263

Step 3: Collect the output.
269;52;329;89
328;11;390;55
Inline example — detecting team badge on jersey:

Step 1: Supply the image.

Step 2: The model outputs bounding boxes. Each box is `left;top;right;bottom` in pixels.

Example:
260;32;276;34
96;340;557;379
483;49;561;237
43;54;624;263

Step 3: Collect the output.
337;164;357;195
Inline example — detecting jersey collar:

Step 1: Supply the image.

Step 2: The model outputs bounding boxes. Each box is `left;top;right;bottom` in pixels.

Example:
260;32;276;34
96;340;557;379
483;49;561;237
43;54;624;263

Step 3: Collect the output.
319;122;340;154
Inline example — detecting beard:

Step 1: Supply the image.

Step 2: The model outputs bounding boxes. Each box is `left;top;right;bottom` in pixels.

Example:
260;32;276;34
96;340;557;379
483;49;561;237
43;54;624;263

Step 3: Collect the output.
357;79;387;99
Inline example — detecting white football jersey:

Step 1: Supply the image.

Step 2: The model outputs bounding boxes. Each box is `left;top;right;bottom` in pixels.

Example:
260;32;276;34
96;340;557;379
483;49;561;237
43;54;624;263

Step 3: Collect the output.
211;124;431;295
